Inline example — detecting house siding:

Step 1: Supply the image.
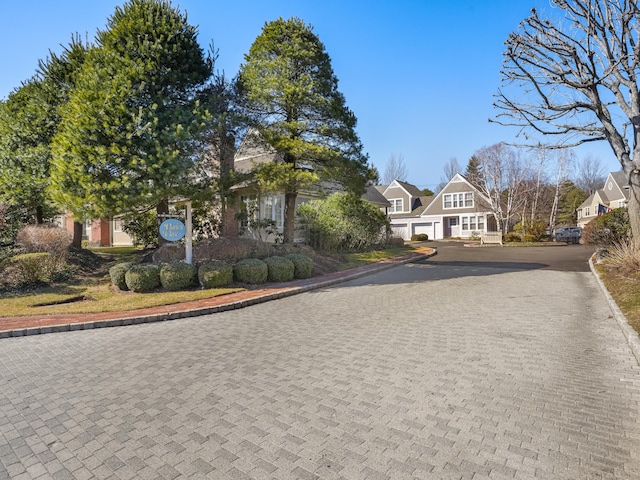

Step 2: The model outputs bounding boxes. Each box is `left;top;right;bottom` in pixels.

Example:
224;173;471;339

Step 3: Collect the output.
381;174;494;241
383;185;412;214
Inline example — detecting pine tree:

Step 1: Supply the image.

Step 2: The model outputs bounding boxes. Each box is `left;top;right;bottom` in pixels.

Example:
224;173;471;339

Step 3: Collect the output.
50;0;212;222
237;17;370;243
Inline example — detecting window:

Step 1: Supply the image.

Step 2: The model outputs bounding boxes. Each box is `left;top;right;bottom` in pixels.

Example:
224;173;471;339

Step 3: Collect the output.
465;192;473;207
449;217;458;227
390;198;403;213
443;192;473;209
240;195;258;227
585;207;590;216
461;215;483;231
264;195;283;227
113;218;124;232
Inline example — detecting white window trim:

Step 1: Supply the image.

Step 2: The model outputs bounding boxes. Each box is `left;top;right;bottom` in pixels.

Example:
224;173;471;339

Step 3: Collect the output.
264;195;284;228
389;198;404;213
443;192;474;209
461;215;485;231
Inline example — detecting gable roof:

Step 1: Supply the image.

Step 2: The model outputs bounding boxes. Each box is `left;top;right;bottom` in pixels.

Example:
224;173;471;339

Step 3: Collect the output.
422;173;492;215
381;179;423;198
363;185;391;207
604;171;629;202
611;171;627;189
233;129;282;174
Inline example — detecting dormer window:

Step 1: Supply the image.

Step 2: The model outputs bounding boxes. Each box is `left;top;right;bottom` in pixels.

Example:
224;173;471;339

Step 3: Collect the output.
389;198;403;213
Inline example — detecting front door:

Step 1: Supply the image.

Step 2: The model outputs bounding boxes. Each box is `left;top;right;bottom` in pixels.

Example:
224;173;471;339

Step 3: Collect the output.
448;217;460;238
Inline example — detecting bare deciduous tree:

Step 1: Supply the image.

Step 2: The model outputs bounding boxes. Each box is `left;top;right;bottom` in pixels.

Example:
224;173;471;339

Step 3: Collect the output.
474;143;530;233
382;153;408;184
492;0;640;242
436;157;460;192
574;154;606;195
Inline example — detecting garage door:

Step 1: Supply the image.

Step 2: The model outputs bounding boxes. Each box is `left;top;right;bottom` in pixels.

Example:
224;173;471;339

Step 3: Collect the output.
412;223;432;236
391;224;408;239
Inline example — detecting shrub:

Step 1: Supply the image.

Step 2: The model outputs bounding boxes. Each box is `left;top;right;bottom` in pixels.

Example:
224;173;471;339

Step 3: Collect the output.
286;253;314;279
109;262;134;290
121;210;159;249
16;224;71;268
582;208;630;246
410;233;429;241
160;262;196;291
387;236;405;247
512;220;548;242
125;264;161;292
198;261;233;288
264;256;295;283
234;258;268;284
602;239;640;275
504;232;521;243
297;193;389;251
0;252;53;285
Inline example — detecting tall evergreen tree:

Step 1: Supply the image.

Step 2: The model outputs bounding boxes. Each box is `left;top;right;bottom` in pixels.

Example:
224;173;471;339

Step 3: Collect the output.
464;155;484;191
0;80;52;225
236;17;370;243
50;0;212;223
0;36;88;231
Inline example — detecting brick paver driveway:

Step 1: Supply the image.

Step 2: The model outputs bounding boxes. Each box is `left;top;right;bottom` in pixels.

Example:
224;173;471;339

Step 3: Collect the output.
1;242;640;479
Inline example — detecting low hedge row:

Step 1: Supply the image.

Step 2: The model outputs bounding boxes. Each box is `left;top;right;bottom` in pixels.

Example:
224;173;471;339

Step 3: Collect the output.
109;254;314;292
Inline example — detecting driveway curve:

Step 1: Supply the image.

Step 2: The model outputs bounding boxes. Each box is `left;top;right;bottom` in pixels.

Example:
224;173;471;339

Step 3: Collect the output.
1;242;639;480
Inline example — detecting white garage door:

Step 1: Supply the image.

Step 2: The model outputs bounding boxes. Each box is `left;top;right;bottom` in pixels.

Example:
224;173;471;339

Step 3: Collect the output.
412;223;432;236
391;224;409;239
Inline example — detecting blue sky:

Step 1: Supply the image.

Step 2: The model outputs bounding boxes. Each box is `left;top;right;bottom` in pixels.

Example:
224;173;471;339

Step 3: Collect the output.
0;0;620;189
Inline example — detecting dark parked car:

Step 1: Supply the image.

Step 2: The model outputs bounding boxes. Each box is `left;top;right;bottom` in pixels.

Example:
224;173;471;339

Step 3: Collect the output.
554;227;582;244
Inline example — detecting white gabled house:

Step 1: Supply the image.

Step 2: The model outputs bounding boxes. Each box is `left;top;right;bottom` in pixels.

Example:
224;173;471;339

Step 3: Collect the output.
379;174;498;240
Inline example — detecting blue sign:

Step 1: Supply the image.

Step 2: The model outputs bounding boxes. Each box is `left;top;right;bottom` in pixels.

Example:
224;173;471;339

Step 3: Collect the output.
159;219;186;242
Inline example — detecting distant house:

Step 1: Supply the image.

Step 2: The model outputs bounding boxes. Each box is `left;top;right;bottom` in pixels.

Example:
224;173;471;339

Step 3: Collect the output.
58;213;134;247
577;171;628;228
378;174;497;240
228;131;343;242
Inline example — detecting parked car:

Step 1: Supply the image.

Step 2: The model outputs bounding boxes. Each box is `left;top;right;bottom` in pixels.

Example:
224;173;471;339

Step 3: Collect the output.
554;227;582;244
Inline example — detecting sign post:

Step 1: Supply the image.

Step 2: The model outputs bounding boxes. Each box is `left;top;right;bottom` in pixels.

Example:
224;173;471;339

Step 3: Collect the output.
185;201;192;265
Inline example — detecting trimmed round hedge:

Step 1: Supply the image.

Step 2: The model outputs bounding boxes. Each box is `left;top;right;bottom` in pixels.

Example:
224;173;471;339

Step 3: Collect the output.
264;256;295;283
125;264;161;292
109;262;134;290
285;253;313;279
233;258;268;284
160;262;196;291
198;261;233;288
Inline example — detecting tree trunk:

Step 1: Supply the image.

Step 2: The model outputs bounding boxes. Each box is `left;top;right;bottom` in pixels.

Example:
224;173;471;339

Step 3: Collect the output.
35;205;44;224
283;192;297;243
72;221;83;248
627;173;640;248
